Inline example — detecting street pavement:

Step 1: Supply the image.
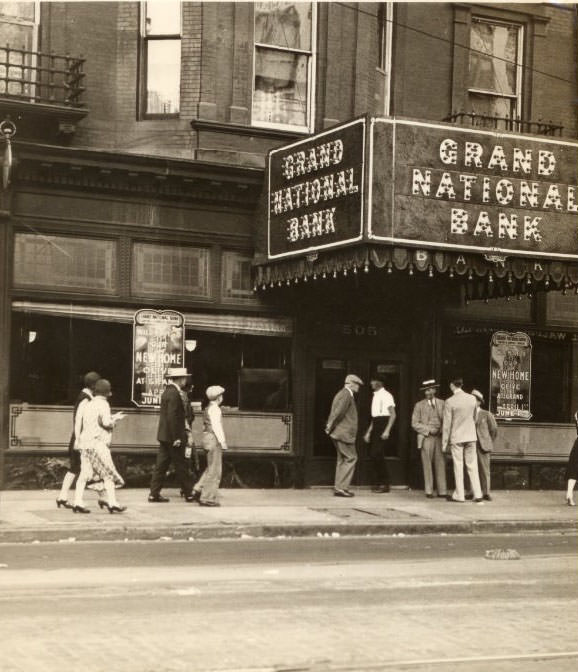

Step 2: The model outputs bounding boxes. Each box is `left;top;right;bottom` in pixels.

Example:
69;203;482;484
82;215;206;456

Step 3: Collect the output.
0;534;577;672
0;487;576;543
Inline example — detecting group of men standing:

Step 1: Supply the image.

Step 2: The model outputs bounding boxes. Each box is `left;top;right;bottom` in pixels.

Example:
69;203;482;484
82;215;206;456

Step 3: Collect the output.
325;374;497;502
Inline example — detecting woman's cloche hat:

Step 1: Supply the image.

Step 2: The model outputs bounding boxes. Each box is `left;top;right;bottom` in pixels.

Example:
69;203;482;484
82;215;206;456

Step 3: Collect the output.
206;385;225;401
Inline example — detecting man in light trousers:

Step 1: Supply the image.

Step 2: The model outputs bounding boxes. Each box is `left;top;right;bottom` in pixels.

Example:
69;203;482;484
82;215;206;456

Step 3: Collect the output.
442;377;483;503
411;379;447;498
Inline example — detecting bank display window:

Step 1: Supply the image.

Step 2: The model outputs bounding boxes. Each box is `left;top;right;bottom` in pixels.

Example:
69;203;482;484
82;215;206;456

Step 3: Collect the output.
442;325;571;423
10;311;291;413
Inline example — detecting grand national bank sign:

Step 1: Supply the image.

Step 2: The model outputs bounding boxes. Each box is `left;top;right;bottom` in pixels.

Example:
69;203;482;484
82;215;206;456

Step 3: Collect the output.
267;118;365;259
369;119;578;260
266;117;578;261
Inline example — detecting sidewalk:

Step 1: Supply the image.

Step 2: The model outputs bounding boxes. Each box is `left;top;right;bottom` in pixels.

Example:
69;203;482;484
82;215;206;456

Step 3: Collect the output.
0;487;576;543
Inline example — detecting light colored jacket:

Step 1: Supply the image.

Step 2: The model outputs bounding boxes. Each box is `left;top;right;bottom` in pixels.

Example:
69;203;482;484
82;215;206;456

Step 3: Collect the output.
411;397;444;449
442;388;477;448
476;408;498;453
325;387;358;444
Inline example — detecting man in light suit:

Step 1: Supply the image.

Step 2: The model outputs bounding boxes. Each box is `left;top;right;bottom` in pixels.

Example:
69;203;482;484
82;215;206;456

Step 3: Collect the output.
442;377;483;503
325;374;363;497
471;389;498;501
411;379;447;498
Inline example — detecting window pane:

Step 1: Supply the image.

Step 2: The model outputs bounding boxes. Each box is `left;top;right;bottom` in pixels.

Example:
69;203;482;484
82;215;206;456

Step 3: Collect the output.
0;1;36;21
222;251;257;303
0;27;35;97
470;20;518;95
146;39;180;114
13;234;117;293
145;0;181;36
468;92;516;120
132;243;210;298
255;2;311;51
254;47;307;127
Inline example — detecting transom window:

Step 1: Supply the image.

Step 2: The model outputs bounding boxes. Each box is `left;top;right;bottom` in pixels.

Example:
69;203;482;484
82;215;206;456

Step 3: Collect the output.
13;233;117;293
140;0;181;116
468;17;523;122
253;2;316;132
132;242;210;299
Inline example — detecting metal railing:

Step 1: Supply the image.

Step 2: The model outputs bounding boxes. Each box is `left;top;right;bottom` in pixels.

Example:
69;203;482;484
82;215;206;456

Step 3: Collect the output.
443;111;564;137
0;44;85;107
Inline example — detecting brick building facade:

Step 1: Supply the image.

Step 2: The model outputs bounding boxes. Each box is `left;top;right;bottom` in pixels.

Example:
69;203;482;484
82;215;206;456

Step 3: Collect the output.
0;2;576;490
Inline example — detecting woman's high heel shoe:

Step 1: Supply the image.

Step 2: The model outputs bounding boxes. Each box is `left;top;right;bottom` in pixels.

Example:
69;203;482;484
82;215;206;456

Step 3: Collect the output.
106;504;127;514
56;498;72;509
72;505;90;514
97;499;108;510
566;497;576;507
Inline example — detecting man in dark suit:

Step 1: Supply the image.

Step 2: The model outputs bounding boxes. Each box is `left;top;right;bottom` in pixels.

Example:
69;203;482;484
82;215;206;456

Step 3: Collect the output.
325;374;363;497
149;367;195;503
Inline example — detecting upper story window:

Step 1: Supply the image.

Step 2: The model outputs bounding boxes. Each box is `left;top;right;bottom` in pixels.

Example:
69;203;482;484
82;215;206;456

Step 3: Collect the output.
468;17;523;122
0;1;39;98
141;0;181;117
376;3;393;116
253;2;316;132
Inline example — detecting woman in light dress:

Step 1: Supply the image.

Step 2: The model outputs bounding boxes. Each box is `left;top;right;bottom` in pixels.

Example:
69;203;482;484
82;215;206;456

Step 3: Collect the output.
74;379;126;514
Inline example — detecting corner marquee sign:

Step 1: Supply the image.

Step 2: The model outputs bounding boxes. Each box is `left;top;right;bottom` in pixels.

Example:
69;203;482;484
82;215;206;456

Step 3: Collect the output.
266;117;578;261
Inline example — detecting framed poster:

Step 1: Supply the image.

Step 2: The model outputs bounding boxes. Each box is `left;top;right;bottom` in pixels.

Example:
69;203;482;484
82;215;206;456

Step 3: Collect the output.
489;331;532;420
132;309;185;408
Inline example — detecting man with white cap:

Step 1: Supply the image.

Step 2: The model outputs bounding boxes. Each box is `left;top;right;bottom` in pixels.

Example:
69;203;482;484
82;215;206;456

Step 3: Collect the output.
411;379;447;498
325;373;363;497
363;375;396;493
149;367;195;503
471;389;497;501
191;385;227;506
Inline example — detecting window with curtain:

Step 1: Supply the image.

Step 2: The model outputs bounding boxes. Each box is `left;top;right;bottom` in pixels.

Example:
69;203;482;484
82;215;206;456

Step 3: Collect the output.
141;0;181;116
253;2;315;131
468;17;522;122
0;1;39;98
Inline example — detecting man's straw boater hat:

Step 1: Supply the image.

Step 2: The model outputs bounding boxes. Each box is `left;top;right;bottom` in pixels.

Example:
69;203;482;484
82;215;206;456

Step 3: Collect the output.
419;379;440;391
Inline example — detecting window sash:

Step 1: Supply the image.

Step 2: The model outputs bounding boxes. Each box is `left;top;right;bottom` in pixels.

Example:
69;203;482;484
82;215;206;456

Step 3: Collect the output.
252;2;316;132
140;1;181;118
468;17;523;119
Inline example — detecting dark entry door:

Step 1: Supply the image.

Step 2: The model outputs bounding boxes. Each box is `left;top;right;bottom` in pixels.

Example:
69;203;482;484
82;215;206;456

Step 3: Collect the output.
310;353;409;486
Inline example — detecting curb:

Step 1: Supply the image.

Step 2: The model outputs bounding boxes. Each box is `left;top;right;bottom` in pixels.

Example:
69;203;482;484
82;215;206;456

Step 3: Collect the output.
0;518;576;543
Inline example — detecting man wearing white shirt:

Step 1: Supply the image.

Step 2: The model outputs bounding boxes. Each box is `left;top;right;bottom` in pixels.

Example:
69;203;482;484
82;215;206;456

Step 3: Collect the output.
364;376;396;493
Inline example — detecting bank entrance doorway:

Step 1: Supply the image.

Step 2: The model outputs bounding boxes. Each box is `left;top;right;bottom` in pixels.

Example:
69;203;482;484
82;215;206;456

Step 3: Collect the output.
307;352;409;486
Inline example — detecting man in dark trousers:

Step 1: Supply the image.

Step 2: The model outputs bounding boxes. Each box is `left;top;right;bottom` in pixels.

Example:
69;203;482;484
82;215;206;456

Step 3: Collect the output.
149;367;195;503
325;373;364;497
56;370;101;509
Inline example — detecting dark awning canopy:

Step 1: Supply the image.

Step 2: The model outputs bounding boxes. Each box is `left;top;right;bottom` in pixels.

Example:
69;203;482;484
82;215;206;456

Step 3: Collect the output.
255;244;578;300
